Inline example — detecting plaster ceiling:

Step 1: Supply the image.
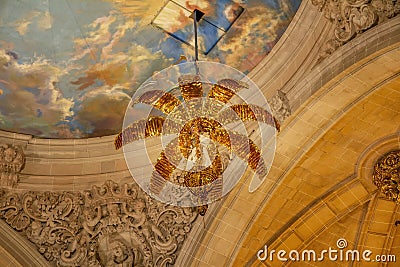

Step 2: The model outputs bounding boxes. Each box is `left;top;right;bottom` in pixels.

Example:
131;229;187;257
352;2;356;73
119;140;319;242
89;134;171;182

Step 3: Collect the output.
0;0;300;138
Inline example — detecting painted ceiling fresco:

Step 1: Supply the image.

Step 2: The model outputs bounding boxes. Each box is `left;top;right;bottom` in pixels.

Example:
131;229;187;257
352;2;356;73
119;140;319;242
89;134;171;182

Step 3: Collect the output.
0;0;301;138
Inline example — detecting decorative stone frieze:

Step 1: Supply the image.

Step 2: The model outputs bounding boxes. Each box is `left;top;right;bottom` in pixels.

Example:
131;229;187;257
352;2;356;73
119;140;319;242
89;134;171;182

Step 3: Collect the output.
0;143;25;188
372;150;400;202
0;180;198;266
312;0;400;59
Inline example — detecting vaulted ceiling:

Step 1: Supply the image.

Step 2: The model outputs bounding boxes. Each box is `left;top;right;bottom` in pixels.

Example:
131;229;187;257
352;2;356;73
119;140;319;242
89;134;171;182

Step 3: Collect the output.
0;1;399;267
0;0;300;138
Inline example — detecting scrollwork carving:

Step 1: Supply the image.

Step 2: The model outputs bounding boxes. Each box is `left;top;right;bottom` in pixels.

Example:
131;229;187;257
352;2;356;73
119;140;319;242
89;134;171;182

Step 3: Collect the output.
0;180;198;266
0;143;25;188
372;150;400;202
312;0;400;59
268;90;291;124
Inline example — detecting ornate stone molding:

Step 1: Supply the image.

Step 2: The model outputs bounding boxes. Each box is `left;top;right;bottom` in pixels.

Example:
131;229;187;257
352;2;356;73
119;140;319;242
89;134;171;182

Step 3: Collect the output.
0;180;198;266
312;0;400;59
0;143;25;188
372;150;400;202
268;90;291;124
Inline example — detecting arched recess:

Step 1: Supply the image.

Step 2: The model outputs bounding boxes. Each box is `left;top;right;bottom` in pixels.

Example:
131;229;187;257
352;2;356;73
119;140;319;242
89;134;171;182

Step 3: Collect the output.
242;134;400;267
234;48;400;266
191;34;400;267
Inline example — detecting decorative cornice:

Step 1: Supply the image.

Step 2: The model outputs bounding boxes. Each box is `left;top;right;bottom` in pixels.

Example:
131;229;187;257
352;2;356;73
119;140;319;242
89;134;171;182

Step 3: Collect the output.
0;143;25;188
312;0;400;59
372;150;400;202
0;180;198;266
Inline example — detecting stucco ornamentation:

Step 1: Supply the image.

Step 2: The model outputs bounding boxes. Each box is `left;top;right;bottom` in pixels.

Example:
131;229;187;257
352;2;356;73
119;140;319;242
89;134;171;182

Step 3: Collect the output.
312;0;400;59
372;150;400;202
268;90;291;124
0;143;25;188
0;180;198;266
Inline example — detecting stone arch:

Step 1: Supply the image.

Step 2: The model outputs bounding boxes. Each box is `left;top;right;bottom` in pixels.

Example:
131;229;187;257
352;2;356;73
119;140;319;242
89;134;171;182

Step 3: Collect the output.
241;134;400;267
192;25;400;267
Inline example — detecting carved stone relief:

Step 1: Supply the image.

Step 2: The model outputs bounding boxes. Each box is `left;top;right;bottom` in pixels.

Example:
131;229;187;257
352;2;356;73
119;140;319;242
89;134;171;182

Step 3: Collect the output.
0;143;25;188
268;90;291;124
0;180;198;266
372;150;400;202
311;0;400;59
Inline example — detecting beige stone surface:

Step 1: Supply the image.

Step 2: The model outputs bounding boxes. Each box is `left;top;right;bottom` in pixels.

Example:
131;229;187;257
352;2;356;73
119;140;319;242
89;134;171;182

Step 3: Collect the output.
0;1;400;266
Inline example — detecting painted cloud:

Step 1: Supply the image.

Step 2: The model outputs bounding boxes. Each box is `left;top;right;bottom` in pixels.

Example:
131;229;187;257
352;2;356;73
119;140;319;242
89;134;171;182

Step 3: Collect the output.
0;0;301;138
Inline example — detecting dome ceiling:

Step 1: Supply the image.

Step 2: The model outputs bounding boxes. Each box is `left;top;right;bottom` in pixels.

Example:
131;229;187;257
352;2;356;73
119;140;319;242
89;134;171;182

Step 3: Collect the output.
0;0;300;138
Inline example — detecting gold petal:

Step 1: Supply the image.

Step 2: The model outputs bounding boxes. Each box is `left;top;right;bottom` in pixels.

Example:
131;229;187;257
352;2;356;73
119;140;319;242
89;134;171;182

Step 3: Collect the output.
182;153;223;188
182;153;224;205
150;151;176;195
137;90;165;104
178;117;229;158
218;104;280;131
154;92;181;114
114;116;166;149
226;131;268;177
178;75;203;101
208;78;248;103
144;116;165;137
136;90;181;114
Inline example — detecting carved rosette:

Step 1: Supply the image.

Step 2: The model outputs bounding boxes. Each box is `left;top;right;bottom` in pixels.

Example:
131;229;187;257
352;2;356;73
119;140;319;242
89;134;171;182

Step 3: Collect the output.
312;0;400;59
372;150;400;202
0;180;198;266
0;143;25;188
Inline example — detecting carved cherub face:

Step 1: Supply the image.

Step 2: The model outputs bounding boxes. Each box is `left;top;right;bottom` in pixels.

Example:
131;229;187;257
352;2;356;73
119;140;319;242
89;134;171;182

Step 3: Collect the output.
107;204;119;216
4;147;15;162
31;221;42;236
133;199;145;212
112;243;123;257
83;208;94;221
109;240;128;263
